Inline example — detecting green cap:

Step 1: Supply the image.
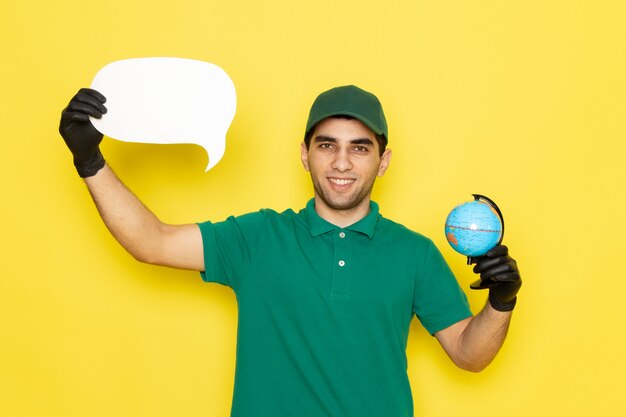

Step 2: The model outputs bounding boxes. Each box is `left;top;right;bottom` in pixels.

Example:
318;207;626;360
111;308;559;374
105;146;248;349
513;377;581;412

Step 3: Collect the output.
305;85;388;142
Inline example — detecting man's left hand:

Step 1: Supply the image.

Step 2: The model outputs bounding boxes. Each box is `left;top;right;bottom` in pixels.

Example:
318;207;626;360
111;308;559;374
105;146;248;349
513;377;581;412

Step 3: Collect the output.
470;245;522;312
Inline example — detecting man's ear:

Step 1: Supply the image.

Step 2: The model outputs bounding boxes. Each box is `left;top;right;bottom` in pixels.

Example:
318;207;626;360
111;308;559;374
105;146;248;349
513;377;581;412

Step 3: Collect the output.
377;148;392;177
300;142;310;171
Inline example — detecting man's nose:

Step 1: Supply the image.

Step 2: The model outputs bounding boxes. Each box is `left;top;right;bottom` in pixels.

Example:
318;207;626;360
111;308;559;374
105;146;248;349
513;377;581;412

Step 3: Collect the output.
331;149;352;172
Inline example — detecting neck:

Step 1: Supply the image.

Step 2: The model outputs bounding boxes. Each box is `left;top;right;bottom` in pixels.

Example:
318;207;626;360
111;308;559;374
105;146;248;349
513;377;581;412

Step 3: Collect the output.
313;195;372;228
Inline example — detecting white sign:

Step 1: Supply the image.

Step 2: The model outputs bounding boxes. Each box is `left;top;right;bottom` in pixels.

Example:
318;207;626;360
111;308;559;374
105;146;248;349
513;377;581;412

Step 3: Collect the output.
90;57;237;171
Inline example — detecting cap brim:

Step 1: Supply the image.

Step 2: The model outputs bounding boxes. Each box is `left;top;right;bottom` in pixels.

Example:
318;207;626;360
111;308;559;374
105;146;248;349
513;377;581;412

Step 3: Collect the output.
307;111;384;137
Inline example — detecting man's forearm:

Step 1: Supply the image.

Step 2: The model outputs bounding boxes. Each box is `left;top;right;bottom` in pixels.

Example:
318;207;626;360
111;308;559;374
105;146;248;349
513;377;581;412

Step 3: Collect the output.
456;304;512;372
84;164;166;263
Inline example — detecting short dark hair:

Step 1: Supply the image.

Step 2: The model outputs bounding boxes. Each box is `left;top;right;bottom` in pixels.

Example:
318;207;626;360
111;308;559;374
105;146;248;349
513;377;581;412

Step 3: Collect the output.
304;115;387;156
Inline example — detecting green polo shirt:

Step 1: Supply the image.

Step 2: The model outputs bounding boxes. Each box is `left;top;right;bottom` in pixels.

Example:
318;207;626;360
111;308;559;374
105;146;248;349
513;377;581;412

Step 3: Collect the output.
198;199;471;417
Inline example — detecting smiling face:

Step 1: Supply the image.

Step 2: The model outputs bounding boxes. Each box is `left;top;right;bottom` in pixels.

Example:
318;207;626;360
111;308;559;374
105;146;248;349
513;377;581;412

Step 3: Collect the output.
301;117;392;225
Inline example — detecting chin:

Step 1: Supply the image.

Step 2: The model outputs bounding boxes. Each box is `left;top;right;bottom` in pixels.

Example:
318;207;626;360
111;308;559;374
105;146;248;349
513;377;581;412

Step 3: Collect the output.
321;192;367;211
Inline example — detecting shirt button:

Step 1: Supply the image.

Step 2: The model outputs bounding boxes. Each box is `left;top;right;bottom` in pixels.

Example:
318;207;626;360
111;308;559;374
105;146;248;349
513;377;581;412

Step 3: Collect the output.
339;232;346;238
338;260;345;267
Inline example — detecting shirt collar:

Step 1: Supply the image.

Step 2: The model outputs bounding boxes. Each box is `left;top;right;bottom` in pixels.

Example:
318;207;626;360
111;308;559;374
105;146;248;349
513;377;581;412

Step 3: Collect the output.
302;198;380;239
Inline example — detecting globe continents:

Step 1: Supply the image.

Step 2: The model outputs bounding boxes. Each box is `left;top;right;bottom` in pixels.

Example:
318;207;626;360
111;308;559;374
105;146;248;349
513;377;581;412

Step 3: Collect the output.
445;199;503;257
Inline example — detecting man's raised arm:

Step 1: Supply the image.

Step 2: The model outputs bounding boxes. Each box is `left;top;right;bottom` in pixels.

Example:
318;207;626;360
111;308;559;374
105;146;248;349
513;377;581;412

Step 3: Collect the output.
59;88;204;271
434;245;522;372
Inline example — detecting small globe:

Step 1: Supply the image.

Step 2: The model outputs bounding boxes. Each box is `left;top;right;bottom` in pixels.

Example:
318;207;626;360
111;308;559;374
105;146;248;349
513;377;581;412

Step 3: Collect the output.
445;199;503;257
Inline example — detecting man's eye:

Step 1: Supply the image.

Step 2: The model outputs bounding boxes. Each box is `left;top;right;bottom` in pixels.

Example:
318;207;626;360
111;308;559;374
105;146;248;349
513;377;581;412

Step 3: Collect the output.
319;143;333;149
353;146;368;152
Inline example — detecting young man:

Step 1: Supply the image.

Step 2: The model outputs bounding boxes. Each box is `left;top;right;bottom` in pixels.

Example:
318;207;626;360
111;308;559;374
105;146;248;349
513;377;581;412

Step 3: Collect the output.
59;85;521;417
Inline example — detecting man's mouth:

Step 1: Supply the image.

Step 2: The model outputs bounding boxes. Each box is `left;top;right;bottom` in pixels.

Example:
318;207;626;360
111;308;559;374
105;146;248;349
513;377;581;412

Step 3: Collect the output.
328;177;356;186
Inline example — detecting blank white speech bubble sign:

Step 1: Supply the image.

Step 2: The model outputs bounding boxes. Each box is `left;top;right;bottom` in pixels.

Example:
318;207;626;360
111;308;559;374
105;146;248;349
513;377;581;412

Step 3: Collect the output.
90;57;236;171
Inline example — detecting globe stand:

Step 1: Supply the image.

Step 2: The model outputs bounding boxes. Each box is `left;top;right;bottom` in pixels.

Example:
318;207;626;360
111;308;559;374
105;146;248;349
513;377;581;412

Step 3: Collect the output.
468;194;505;289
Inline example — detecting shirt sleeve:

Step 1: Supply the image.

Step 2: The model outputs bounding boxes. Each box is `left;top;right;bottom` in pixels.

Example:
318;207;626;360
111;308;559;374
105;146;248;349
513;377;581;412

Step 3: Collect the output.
197;211;267;291
412;240;472;335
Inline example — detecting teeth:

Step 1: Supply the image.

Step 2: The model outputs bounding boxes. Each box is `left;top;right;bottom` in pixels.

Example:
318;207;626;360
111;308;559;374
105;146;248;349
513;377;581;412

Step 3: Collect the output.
329;178;355;185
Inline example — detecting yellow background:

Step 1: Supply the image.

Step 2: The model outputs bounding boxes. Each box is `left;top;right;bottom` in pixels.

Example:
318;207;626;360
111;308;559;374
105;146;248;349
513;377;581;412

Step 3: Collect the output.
1;0;625;416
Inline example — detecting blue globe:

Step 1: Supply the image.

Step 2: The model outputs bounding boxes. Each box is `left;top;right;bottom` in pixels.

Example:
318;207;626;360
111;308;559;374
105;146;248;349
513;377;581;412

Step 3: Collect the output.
445;199;503;257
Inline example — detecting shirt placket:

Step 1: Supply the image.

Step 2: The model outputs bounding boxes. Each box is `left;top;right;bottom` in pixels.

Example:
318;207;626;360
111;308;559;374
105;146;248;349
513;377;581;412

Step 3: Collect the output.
330;230;350;298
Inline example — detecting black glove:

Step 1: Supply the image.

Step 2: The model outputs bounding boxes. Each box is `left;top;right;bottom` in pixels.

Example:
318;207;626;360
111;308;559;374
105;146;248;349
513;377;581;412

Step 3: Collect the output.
470;245;522;312
59;88;107;178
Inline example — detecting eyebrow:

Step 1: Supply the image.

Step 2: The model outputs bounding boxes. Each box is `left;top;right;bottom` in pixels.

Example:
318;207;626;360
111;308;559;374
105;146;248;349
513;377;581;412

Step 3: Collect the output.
314;135;374;146
350;138;374;145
